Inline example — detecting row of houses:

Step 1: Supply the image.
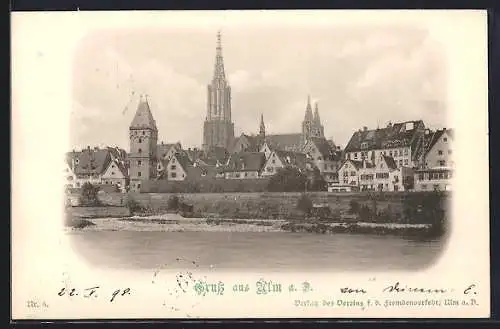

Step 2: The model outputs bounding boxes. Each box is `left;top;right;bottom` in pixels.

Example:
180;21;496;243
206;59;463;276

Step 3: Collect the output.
65;120;453;193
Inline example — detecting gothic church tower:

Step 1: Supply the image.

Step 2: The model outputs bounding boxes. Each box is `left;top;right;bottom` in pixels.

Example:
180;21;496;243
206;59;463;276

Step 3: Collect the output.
129;95;158;192
302;95;325;144
203;31;235;151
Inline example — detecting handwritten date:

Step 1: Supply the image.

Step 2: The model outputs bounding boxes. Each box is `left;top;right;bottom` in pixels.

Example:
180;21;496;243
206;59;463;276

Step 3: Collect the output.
57;286;131;302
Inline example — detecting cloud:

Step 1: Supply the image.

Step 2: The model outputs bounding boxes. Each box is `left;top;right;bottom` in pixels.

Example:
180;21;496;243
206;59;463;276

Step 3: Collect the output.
70;26;448;150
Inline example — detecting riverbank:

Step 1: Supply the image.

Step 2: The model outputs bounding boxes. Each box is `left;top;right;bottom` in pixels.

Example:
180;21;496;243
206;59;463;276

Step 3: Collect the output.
65;213;441;238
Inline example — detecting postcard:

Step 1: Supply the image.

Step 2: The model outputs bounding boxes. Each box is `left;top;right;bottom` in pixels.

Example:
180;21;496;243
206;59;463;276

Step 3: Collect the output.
11;10;490;319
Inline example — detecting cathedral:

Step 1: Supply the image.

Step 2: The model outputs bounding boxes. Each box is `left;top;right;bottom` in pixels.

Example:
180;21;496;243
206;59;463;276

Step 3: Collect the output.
202;31;235;151
202;32;327;154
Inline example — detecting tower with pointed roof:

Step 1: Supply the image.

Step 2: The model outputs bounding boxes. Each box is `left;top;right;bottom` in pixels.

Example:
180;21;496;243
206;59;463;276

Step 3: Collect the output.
312;102;325;138
259;113;266;138
203;31;235;152
129;95;158;192
302;96;325;144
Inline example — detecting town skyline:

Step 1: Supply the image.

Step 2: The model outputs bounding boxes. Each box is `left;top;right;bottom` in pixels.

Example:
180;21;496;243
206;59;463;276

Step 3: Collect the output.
71;26;448;151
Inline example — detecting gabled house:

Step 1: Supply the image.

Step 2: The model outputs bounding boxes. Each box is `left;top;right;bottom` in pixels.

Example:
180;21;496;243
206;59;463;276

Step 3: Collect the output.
303;137;342;182
261;150;307;177
101;157;129;192
422;128;454;169
344;120;426;169
156;142;182;172
229;133;264;154
160;152;193;181
222;152;267;179
65;146;128;191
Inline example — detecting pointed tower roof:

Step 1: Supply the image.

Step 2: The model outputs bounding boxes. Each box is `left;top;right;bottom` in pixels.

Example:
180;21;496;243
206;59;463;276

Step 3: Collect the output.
212;30;226;82
304;95;313;122
259;113;266;136
130;95;157;130
313;102;321;123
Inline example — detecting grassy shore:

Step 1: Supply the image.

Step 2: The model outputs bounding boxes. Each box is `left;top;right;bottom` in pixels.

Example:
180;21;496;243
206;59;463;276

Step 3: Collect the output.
65;212;442;238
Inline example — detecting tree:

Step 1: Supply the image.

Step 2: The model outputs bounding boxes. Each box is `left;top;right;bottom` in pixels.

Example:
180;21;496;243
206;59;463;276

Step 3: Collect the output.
296;194;313;216
267;167;308;192
79;182;101;206
308;167;327;191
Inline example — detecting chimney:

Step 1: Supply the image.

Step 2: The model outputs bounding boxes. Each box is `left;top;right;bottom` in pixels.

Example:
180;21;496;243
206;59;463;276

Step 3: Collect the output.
87;146;91;151
363;126;367;132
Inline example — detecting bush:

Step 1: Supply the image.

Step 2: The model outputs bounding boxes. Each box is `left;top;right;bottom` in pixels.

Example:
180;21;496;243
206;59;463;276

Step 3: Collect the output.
268;167;308;192
349;200;360;214
296;193;313;215
78;182;101;206
167;195;180;211
126;196;143;214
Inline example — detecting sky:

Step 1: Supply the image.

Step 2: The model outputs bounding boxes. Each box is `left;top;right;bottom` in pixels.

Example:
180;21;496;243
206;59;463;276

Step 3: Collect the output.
71;23;448;151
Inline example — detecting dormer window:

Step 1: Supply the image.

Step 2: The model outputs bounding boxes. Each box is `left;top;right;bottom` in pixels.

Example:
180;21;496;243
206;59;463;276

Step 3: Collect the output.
361;142;368;149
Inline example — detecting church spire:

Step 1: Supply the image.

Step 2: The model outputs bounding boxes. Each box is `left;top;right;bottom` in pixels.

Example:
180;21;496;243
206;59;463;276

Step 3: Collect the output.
213;30;226;82
304;95;313;122
313;102;321;123
259;113;266;137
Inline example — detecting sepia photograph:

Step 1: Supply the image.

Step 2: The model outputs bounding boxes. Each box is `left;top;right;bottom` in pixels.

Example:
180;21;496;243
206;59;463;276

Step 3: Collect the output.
12;10;489;319
65;18;451;272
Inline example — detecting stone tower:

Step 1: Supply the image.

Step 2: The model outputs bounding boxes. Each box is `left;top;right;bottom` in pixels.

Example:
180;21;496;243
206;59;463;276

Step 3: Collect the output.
129;95;158;192
302;95;324;144
203;31;235;151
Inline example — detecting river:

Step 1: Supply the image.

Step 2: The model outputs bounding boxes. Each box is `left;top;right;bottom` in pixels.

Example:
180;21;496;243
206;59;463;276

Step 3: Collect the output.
68;230;445;272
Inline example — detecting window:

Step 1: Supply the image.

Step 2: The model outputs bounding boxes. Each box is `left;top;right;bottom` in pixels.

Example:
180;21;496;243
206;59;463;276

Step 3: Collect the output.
350;171;356;176
267;167;273;172
271;159;275;164
235;173;240;178
354;153;358;159
137;183;141;189
439;160;446;166
317;156;322;161
443;137;448;142
404;149;408;156
138;148;142;154
142;131;145;135
389;151;393;157
138;160;142;166
171;172;177;178
138;171;142;177
438;150;443;155
244;172;248;177
171;165;176;170
361;142;368;149
421;184;427;190
138;138;142;143
111;171;115;175
182;174;185;178
404;159;409;165
111;165;115;168
399;160;403;166
418;173;424;181
343;171;348;177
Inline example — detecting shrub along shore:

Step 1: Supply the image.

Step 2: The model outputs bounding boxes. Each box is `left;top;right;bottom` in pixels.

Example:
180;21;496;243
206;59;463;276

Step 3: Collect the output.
66;190;449;239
